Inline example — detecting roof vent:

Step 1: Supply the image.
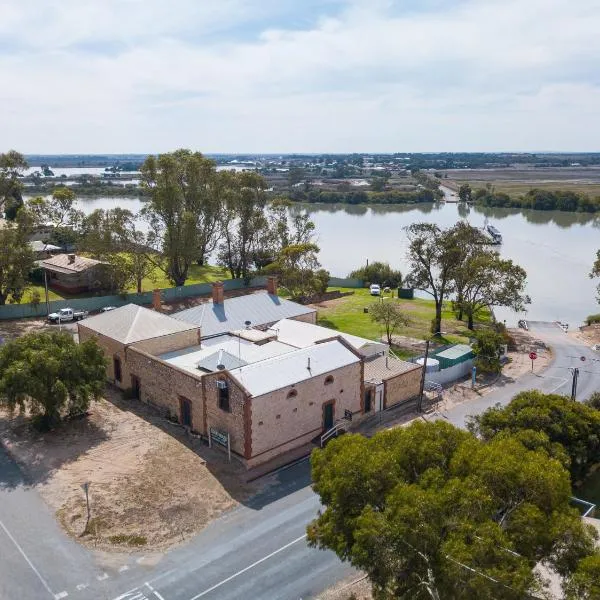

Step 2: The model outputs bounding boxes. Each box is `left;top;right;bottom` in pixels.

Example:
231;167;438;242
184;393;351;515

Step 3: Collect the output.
68;253;76;264
216;349;225;370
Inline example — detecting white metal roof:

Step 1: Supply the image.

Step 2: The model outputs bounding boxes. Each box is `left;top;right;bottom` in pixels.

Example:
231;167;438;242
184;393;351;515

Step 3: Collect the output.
269;318;387;356
229;340;360;397
160;335;295;375
171;292;316;337
80;304;199;345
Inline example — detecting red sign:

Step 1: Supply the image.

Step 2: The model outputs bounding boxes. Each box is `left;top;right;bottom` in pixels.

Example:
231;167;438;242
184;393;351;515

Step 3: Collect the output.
529;352;537;360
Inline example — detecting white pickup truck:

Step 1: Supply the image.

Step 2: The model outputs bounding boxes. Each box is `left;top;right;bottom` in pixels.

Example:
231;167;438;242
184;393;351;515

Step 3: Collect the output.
47;308;89;323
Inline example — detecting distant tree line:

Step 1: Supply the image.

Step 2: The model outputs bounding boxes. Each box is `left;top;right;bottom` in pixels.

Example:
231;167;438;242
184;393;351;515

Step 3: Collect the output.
286;188;437;205
472;186;600;213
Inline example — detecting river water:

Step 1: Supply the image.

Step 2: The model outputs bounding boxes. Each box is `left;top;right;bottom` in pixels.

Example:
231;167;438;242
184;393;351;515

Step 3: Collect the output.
66;196;600;327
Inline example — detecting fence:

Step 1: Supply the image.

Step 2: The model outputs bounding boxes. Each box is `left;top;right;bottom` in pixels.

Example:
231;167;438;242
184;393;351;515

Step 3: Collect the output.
0;275;363;321
425;359;474;387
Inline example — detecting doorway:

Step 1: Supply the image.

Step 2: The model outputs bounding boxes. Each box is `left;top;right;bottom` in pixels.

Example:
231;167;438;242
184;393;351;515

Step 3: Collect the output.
113;356;122;383
180;397;192;429
364;389;373;413
131;375;141;400
322;401;335;431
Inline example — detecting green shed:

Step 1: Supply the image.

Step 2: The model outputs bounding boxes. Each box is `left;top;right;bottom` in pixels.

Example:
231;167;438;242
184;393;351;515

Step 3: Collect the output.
432;344;473;370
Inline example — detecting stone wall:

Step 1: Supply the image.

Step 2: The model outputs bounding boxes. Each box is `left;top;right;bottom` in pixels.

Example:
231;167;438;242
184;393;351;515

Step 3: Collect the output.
79;326;129;388
125;347;205;431
383;366;422;408
132;328;201;356
202;372;249;458
248;361;362;465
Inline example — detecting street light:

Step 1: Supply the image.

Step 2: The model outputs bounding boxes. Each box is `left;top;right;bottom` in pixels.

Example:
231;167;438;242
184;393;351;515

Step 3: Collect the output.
417;331;447;413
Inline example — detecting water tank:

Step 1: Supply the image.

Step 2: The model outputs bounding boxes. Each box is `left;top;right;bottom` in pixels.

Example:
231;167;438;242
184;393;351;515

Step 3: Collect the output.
416;357;440;372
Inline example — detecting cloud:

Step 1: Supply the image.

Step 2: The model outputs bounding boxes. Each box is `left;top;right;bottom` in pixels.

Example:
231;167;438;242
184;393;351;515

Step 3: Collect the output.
0;0;598;152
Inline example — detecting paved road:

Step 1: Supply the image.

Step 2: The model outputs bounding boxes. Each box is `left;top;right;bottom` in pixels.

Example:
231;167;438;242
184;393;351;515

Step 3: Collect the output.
437;322;600;428
0;321;598;600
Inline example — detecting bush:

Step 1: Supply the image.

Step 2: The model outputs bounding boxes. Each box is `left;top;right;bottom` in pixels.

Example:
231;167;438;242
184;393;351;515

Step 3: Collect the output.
586;313;600;325
349;261;402;288
472;329;504;374
108;534;147;546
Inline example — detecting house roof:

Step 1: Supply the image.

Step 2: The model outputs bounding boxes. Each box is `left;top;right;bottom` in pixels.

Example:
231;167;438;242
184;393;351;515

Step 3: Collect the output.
159;334;295;374
172;292;316;337
363;354;420;383
41;253;103;274
435;344;473;360
228;340;360;397
269;318;387;355
80;304;199;345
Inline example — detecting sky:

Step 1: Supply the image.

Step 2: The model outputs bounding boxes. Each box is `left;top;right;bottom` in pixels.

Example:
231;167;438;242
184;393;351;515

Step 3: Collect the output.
1;0;599;153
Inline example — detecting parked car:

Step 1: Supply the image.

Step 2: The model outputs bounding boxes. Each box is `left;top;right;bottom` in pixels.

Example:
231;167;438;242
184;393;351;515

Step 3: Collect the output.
369;284;381;296
47;308;89;323
101;306;117;312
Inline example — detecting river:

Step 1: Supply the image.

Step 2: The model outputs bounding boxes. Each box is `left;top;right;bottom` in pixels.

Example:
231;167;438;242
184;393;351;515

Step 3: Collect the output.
66;196;600;327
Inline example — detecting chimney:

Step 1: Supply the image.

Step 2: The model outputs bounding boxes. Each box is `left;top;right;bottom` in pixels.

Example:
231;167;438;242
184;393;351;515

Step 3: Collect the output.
152;288;162;311
68;253;76;264
267;276;278;296
212;281;224;304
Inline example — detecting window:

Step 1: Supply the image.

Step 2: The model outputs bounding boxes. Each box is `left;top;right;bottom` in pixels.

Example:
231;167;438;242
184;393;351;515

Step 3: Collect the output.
324;375;334;386
287;389;298;399
113;356;122;383
217;380;230;412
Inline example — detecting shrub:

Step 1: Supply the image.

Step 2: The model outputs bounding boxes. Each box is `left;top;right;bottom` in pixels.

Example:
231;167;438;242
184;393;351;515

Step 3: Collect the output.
349;261;402;288
586;313;600;326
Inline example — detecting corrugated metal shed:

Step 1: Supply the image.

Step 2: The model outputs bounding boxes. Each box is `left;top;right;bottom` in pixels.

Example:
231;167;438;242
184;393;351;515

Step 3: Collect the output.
172;292;316;337
433;344;473;369
80;304;199;344
229;340;360;397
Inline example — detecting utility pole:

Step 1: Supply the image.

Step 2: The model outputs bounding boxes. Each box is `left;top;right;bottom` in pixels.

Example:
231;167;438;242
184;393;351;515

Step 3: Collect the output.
43;268;50;316
570;367;579;401
417;339;430;413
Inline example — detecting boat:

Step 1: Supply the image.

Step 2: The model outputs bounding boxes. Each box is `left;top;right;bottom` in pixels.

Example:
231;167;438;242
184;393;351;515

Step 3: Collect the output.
485;223;502;244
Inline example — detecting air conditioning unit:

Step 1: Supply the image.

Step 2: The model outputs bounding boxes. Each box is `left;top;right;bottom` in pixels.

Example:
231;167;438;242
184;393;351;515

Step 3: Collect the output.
216;380;228;390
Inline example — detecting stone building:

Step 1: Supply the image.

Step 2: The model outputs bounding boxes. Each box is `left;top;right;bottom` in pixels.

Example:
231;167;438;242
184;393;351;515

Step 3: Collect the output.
41;253;107;294
79;283;421;468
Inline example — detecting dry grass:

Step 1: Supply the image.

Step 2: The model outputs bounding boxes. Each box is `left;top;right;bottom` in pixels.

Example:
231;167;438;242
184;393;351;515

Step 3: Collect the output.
0;390;255;552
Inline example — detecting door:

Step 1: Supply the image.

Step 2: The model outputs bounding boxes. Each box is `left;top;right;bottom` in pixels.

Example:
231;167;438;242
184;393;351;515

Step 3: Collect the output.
323;402;335;431
364;389;372;413
180;397;192;428
375;385;384;412
113;357;122;383
131;375;141;400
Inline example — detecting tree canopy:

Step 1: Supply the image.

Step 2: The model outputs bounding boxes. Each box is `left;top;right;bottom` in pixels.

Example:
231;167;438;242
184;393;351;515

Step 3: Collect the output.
308;420;599;600
349;262;403;288
468;390;600;483
0;211;35;305
0;331;106;430
370;300;410;345
591;249;600;303
0;150;27;220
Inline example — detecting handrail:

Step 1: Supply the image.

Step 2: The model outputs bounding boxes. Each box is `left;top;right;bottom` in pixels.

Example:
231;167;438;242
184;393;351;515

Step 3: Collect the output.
320;421;348;447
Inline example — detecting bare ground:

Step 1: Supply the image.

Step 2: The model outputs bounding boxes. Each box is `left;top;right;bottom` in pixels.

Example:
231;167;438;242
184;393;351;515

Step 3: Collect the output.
318;575;372;600
0;388;256;552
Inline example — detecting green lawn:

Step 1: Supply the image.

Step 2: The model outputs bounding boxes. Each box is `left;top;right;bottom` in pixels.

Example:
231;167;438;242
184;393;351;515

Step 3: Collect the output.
22;264;229;304
316;287;491;347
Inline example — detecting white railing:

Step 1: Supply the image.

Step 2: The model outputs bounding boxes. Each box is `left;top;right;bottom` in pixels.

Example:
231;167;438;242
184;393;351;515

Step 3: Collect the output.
320;420;348;447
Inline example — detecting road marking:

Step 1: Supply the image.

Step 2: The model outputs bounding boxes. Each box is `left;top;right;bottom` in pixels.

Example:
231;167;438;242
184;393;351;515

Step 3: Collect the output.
136;556;146;564
119;565;130;572
549;377;569;393
112;592;148;600
76;584;88;591
188;534;307;600
97;572;110;581
145;582;167;600
0;518;56;598
111;569;178;600
54;593;68;599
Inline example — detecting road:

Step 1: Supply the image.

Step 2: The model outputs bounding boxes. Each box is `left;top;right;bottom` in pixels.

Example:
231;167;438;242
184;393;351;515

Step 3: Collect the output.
0;322;598;600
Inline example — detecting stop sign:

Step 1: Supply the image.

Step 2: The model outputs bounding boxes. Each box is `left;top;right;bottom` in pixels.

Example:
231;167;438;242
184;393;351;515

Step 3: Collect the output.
529;352;537;360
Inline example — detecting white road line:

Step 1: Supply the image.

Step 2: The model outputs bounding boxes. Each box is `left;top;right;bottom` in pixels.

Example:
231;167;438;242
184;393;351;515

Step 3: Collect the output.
0;518;56;598
549;377;569;393
119;565;131;572
97;572;110;581
75;584;88;591
188;534;307;600
54;592;68;599
145;582;167;600
111;569;178;600
136;556;146;564
112;591;147;600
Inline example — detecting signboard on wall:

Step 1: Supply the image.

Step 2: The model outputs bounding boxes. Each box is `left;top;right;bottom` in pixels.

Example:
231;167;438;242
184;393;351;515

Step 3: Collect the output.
208;427;231;462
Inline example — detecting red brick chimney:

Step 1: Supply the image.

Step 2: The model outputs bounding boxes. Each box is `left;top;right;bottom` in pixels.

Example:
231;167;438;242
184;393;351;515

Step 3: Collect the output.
212;281;224;304
267;276;278;296
152;288;162;311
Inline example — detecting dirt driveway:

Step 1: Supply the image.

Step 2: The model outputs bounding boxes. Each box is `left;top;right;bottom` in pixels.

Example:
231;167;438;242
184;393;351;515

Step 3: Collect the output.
0;388;256;552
